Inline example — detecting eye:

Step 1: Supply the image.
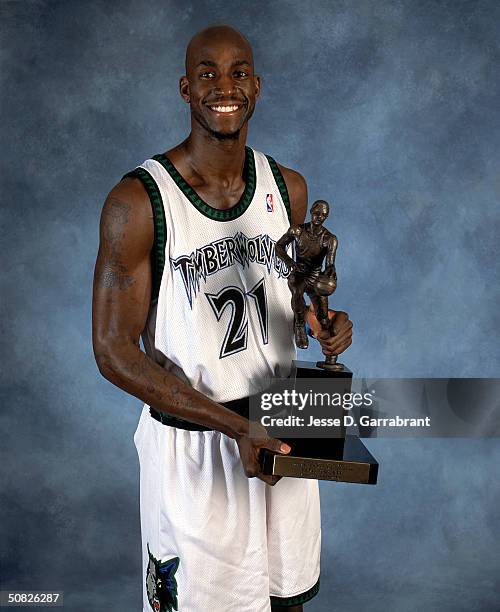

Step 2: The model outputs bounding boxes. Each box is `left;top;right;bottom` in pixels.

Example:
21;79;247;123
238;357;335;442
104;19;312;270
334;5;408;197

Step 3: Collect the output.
234;70;248;78
199;71;215;78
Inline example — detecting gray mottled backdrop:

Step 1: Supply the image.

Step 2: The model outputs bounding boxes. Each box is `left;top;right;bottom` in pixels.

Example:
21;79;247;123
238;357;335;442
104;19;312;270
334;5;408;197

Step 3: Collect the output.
1;0;499;610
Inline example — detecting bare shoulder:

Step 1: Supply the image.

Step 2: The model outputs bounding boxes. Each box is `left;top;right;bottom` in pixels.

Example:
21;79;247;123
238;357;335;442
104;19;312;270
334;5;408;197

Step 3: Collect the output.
103;175;152;219
276;162;308;225
277;164;307;197
99;176;154;257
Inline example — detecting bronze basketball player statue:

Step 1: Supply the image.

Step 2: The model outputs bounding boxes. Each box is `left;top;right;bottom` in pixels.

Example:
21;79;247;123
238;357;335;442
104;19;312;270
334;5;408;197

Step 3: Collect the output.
275;199;344;371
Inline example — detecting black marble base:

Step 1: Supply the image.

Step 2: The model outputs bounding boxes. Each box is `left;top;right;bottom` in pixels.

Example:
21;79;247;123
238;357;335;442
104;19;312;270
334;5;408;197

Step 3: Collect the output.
259;361;378;484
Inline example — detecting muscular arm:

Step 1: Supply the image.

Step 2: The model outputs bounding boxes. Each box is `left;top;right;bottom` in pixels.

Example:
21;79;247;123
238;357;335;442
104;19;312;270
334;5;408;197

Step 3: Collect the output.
92;178;249;439
92;178;289;484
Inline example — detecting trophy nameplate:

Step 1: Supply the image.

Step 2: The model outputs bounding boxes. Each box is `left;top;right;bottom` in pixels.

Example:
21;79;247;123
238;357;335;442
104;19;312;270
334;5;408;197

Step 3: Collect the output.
260;435;378;484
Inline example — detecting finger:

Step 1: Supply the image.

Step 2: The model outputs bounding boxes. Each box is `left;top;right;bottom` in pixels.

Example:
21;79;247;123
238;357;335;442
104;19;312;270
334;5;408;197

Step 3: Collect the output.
331;310;349;326
330;320;353;339
335;338;353;355
326;332;352;353
316;329;330;341
318;327;351;352
262;438;291;454
316;320;351;345
322;337;352;356
321;340;352;357
321;338;351;356
332;319;353;336
319;325;351;345
332;327;353;348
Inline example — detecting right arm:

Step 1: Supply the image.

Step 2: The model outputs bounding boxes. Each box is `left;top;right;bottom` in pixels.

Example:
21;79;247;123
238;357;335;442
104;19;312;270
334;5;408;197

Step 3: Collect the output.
92;178;289;483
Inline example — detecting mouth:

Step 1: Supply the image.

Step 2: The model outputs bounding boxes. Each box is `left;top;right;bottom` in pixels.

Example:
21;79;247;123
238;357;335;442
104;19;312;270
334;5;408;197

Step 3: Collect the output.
206;102;246;115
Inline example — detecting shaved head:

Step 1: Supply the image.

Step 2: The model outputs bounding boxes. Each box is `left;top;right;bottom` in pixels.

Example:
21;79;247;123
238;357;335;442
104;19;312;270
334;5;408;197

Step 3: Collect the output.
185;25;254;74
180;24;260;141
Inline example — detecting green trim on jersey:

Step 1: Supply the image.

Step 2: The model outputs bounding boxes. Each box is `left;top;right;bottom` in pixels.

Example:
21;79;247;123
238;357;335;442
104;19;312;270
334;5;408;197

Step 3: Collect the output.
265;155;292;223
152;147;256;222
122;167;166;301
270;577;320;607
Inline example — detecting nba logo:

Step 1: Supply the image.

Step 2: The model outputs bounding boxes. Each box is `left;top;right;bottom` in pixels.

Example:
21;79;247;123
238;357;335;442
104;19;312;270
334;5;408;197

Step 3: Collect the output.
266;193;274;212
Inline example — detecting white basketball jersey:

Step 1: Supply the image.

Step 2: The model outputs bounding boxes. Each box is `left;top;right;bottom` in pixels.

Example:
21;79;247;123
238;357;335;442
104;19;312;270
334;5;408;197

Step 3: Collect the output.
127;147;295;403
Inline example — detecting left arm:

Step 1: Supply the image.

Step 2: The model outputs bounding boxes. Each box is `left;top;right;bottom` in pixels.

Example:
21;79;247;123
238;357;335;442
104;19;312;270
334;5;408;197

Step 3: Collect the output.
278;163;352;356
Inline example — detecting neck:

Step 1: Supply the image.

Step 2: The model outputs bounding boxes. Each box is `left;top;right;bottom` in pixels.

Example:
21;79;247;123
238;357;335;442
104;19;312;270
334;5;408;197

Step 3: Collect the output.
182;122;249;182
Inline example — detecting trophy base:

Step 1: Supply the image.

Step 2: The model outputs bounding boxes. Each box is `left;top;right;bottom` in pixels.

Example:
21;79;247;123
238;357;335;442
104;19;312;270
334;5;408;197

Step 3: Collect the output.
260;435;378;485
316;360;345;371
258;360;379;484
295;359;353;379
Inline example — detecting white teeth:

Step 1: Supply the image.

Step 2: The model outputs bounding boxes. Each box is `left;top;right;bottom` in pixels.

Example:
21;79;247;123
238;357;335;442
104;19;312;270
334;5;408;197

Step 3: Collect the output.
210;105;239;112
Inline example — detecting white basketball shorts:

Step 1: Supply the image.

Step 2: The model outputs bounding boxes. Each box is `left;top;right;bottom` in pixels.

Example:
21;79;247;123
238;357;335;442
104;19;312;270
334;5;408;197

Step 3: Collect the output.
133;404;321;612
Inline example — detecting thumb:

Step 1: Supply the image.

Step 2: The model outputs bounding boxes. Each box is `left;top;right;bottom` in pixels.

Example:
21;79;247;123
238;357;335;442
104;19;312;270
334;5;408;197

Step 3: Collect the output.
263;438;291;454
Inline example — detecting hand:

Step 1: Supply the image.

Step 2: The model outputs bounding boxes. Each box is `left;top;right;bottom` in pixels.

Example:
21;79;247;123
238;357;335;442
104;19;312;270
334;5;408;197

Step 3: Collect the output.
235;421;291;486
305;307;353;356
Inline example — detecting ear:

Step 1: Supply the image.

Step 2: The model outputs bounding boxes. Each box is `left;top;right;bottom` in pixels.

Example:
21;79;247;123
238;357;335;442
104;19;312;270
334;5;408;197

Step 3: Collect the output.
254;75;261;99
179;76;190;103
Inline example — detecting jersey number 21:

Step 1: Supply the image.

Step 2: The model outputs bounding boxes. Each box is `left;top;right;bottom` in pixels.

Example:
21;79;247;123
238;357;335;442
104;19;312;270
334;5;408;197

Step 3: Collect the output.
205;278;268;359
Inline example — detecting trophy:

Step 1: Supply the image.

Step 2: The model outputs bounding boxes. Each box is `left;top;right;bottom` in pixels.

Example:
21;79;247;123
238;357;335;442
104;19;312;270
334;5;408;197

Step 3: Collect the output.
259;200;378;484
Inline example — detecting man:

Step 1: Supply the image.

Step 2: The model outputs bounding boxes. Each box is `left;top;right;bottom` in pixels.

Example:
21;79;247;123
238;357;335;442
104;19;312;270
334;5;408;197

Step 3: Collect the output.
92;25;352;612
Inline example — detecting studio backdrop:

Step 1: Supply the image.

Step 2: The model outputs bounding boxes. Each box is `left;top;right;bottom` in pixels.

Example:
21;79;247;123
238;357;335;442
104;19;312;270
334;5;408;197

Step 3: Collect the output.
1;1;499;610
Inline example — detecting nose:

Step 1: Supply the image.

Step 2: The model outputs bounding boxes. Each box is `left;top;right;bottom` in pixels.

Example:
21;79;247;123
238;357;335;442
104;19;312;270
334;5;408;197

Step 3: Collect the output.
213;72;238;96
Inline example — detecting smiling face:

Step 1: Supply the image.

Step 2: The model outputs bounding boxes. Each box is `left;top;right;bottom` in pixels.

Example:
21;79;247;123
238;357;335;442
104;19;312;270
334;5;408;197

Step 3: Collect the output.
181;26;260;140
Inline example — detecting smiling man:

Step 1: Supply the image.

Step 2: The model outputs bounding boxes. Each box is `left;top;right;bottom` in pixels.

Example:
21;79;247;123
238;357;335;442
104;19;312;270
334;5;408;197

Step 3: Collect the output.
92;25;352;612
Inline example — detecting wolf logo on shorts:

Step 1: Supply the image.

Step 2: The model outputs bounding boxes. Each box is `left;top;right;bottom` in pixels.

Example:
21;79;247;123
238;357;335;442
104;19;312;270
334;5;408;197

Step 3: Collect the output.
146;544;180;612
